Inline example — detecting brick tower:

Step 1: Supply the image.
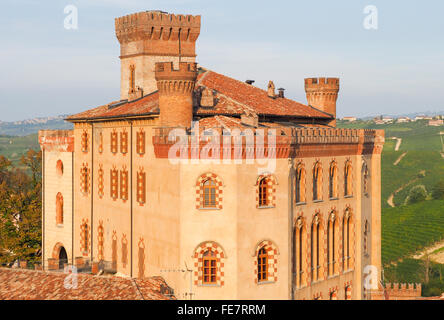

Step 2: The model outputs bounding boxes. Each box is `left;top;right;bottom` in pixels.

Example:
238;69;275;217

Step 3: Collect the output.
304;77;340;126
155;62;198;127
115;11;201;100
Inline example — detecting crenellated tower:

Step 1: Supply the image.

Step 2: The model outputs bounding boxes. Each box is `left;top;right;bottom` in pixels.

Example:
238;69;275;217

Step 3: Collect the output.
155;62;198;127
304;77;340;126
115;11;201;100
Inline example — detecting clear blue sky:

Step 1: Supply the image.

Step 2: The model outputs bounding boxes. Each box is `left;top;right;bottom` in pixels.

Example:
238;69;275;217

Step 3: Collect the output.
1;0;443;121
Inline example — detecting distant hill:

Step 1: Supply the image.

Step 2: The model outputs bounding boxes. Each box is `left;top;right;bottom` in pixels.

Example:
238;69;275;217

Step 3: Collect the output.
0;116;73;136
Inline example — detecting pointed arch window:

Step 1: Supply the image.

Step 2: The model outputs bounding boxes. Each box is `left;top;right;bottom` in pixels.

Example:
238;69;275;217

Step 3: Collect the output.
294;218;306;288
313;162;322;201
327;211;339;276
295;163;306;204
344;161;353;197
342;209;353;271
329;161;338;199
310;214;322;282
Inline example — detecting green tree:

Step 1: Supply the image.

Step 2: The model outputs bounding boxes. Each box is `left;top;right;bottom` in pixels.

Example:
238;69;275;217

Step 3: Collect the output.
0;150;42;266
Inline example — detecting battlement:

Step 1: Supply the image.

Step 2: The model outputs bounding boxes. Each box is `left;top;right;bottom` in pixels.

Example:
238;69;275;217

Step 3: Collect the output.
305;77;340;90
115;11;201;44
381;283;422;300
155;62;198;82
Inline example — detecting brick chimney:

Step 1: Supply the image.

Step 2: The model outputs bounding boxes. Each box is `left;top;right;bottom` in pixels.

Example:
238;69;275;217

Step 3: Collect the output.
305;77;340;126
116;11;201;100
155;62;198;127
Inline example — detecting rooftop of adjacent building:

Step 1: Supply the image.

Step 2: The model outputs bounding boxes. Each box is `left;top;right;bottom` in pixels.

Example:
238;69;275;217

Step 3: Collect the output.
0;267;174;300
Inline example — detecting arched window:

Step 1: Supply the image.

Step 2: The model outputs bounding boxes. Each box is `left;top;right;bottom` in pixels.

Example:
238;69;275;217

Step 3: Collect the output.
196;173;223;210
194;242;225;286
258;178;269;207
257;247;268;282
327;211;338;276
203;250;217;284
256;174;277;208
344;161;353;197
295;163;306;204
342;209;353;271
203;179;217;208
294;217;306;288
56;160;63;176
254;240;278;284
313;162;322;201
329;161;338;199
310;214;322;282
56;193;63;225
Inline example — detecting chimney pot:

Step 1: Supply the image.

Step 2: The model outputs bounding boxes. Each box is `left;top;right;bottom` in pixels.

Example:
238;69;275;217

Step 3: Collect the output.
278;88;285;98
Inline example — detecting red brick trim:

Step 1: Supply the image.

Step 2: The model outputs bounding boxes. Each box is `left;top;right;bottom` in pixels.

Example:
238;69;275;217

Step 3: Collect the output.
195;173;223;210
80;219;90;256
255;174;277;208
80;163;90;195
193;241;226;287
52;242;65;260
97;221;104;261
254;240;279;284
98;164;104;199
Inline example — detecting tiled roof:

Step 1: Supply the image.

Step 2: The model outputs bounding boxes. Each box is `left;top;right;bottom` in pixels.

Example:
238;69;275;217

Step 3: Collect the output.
0;268;173;300
195;70;332;118
66;68;332;122
66;92;159;121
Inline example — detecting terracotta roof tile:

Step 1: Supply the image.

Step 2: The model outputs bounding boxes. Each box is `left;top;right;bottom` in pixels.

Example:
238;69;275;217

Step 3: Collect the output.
195;70;332;118
66;68;332;122
67;93;159;121
0;268;173;300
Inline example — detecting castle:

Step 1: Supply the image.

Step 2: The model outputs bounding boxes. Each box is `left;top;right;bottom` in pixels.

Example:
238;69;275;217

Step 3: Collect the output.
39;10;387;300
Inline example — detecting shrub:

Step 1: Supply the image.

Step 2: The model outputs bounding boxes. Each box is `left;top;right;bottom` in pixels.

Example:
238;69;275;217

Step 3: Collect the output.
405;185;427;205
